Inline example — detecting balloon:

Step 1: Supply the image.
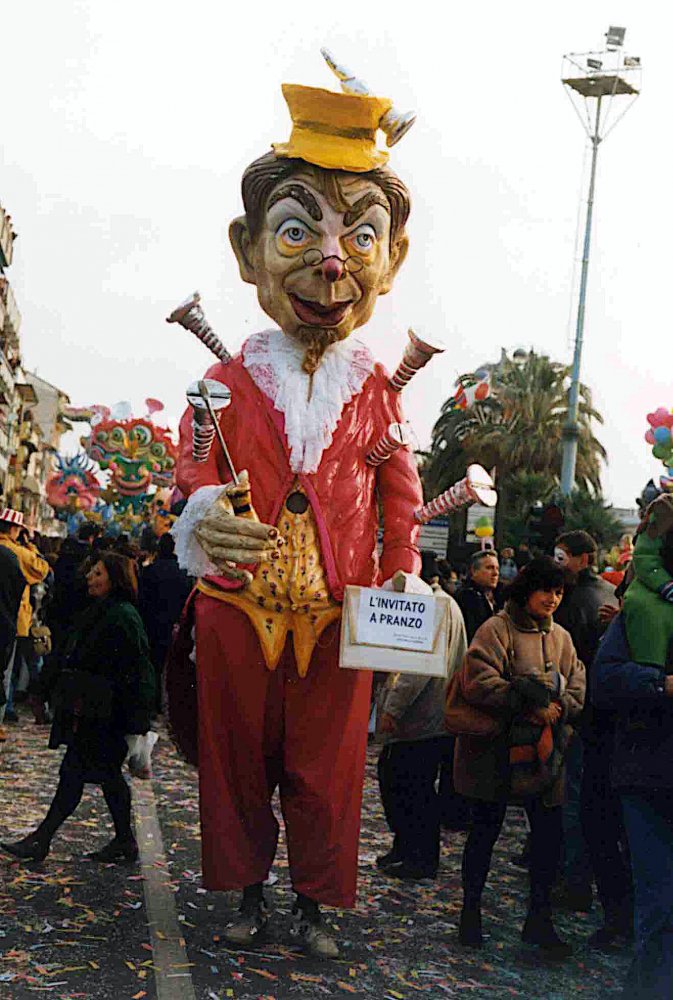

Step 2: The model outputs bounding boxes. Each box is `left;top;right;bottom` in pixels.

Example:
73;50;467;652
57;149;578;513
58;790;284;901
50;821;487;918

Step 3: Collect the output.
645;429;656;445
653;444;669;460
145;397;164;416
647;407;669;428
475;525;493;538
110;400;133;420
654;426;671;445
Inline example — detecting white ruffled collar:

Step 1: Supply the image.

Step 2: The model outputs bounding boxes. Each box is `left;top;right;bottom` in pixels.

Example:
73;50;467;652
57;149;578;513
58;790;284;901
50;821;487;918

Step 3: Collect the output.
242;330;375;474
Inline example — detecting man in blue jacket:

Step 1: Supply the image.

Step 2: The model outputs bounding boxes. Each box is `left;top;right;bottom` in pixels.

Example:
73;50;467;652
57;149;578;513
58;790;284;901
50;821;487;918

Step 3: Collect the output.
592;614;673;999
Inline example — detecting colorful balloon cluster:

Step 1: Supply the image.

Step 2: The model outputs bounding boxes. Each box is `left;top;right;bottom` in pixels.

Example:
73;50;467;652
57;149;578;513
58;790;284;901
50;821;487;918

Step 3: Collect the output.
446;369;491;412
644;408;673;492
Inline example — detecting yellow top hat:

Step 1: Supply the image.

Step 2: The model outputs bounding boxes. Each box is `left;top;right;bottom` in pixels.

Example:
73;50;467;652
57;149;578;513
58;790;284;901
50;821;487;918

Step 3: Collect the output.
273;84;393;173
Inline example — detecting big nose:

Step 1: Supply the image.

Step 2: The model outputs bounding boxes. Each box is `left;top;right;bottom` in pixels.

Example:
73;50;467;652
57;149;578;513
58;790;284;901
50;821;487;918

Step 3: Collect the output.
322;257;344;283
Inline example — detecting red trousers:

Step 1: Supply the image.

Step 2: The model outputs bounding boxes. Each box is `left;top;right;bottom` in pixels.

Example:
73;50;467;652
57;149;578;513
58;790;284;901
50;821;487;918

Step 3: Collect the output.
194;595;372;908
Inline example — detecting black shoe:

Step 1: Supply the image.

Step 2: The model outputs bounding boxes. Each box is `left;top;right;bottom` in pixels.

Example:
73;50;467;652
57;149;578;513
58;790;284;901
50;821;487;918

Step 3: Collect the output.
376;849;403;870
458;906;483;948
588;907;633;949
4;709;19;724
1;832;50;863
587;924;631;950
86;837;139;863
522;910;573;960
385;861;436;881
552;880;593;913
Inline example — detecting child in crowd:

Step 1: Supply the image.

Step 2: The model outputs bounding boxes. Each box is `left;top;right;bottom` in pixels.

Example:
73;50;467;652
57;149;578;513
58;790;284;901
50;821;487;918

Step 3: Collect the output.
622;494;673;667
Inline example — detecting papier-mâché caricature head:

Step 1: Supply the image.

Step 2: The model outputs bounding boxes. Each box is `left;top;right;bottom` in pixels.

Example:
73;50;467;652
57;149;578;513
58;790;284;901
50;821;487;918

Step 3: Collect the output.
228;65;413;374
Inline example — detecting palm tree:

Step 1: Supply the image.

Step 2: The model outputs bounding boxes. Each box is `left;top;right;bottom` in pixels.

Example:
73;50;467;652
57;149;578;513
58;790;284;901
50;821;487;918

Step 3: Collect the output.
423;350;608;547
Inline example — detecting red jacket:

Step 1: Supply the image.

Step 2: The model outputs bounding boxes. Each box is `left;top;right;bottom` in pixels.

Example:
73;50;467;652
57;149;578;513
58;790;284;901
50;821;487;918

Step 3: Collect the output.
176;352;422;601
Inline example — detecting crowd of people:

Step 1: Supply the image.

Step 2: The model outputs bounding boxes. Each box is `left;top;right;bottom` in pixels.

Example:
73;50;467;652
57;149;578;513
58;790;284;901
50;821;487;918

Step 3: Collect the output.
374;515;673;998
0;512;190;862
1;502;672;998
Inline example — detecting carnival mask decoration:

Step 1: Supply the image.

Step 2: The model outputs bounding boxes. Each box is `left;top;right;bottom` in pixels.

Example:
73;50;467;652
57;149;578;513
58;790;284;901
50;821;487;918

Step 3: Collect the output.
45;453;101;515
88;417;177;498
228;50;414;374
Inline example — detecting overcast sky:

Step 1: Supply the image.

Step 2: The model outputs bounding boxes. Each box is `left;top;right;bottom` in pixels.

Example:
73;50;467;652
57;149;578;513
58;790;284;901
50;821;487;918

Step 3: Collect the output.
1;2;668;507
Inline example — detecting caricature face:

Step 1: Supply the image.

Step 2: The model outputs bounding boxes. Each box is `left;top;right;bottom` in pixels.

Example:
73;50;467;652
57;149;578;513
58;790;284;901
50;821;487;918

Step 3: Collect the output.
230;168;408;343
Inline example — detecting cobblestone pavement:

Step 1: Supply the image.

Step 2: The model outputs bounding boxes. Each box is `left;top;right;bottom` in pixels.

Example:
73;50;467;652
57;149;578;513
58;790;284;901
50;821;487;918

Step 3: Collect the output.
0;712;630;999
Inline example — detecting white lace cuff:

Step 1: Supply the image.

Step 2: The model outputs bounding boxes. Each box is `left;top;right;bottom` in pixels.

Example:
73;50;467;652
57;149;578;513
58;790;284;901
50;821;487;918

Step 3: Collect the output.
171;484;227;577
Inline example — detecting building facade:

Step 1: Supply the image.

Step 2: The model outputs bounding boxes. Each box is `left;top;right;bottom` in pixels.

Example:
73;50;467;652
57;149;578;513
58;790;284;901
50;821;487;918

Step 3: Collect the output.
0;200;70;532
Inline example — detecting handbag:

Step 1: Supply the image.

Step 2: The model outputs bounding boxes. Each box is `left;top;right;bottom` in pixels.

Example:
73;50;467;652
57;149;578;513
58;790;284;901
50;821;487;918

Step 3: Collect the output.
444;629;512;738
444;668;504;737
30;623;52;658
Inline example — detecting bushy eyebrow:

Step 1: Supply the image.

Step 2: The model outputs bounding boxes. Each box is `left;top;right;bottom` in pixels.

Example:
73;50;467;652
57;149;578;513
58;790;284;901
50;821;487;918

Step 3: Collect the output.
267;184;323;221
343;192;389;227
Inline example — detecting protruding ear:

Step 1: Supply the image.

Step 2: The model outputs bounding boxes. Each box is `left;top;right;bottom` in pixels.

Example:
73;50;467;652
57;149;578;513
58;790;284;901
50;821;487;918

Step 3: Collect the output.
379;232;409;295
229;216;257;285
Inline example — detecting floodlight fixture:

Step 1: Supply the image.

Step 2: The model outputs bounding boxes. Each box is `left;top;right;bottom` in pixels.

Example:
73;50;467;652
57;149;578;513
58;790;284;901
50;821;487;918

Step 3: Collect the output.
605;26;626;49
586;58;603;71
624;56;641;67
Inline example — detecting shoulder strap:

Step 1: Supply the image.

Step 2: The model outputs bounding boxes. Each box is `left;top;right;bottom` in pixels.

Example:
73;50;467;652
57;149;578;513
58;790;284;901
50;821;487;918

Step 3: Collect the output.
541;630;553;672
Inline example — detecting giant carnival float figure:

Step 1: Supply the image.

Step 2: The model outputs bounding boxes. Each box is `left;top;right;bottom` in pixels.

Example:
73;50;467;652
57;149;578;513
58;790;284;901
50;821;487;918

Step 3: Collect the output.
167;50;482;959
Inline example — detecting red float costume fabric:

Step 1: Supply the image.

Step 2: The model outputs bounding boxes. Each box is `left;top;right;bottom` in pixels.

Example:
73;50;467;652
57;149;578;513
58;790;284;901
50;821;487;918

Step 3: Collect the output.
195;599;372;907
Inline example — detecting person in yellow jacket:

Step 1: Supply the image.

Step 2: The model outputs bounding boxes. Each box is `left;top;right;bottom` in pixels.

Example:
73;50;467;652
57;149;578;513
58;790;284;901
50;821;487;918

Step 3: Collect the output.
0;508;49;729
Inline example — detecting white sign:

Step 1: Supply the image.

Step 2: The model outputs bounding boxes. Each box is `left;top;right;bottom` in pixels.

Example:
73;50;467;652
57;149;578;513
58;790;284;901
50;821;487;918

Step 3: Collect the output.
356;588;437;652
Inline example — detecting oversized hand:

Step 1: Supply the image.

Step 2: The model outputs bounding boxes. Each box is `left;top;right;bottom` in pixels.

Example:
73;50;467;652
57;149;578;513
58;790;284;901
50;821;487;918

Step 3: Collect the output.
194;471;283;585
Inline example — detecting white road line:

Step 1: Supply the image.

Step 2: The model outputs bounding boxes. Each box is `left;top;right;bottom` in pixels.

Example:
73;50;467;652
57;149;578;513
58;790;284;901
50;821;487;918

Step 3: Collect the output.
134;780;198;1000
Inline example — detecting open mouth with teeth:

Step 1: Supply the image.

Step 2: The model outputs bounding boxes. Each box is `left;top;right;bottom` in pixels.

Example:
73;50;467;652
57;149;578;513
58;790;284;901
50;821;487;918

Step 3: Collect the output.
289;294;354;327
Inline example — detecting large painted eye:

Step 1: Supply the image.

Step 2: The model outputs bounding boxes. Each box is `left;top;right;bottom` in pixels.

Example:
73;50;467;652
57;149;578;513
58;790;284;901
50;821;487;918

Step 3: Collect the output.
131;424;152;446
349;223;377;252
276;218;313;250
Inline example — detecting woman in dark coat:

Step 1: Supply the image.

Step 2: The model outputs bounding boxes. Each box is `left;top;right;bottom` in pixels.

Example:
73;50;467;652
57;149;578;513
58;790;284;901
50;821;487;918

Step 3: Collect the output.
1;553;155;864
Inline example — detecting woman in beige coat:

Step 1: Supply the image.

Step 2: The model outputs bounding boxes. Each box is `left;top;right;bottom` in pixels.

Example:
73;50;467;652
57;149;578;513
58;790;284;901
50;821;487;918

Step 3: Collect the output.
455;557;585;959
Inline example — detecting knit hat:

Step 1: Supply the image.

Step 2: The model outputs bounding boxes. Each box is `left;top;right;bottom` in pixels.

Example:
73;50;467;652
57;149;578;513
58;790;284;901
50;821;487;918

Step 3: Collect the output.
0;508;24;527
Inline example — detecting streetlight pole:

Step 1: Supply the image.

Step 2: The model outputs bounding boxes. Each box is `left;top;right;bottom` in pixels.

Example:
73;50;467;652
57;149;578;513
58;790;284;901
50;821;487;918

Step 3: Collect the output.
559;28;640;496
560;97;602;496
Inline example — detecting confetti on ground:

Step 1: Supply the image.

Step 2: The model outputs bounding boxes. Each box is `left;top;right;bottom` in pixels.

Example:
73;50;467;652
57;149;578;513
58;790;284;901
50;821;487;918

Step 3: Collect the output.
1;708;631;998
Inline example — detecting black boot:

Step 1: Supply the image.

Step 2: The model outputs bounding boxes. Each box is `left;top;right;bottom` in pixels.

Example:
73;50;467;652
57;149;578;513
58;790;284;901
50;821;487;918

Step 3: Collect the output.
376;846;403;870
86;837;139;863
458;904;483;948
522;908;573;959
1;830;51;863
588;901;633;949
